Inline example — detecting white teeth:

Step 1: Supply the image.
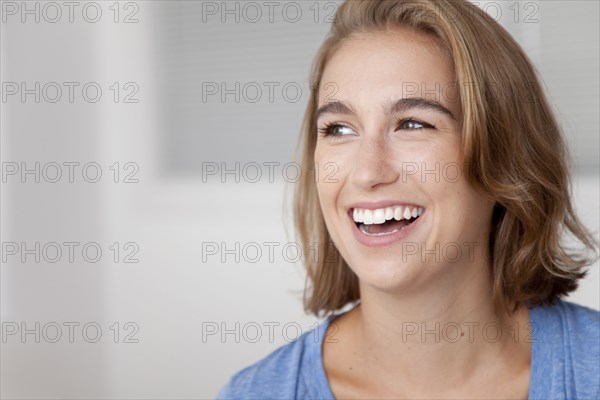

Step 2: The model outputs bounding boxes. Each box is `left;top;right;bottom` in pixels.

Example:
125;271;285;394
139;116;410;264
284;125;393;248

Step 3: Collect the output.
352;205;424;224
394;207;403;221
373;209;386;224
363;209;374;225
385;207;394;220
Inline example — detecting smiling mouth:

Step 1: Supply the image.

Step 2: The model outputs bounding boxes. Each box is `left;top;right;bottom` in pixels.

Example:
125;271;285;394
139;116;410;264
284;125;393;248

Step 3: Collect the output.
351;205;424;236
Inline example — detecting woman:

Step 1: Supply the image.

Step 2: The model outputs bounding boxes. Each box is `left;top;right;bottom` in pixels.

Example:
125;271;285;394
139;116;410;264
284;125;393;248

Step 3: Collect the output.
217;1;599;398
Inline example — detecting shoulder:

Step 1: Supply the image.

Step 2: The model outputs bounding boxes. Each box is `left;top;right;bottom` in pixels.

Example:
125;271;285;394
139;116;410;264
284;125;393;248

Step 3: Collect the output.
531;299;599;397
533;299;599;343
553;299;599;359
215;321;328;400
559;299;600;330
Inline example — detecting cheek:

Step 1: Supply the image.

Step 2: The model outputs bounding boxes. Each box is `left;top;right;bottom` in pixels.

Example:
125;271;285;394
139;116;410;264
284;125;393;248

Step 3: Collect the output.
314;146;350;240
315;179;334;210
413;135;462;184
315;177;347;252
314;150;336;212
395;142;459;193
314;144;354;193
418;136;461;165
422;147;493;241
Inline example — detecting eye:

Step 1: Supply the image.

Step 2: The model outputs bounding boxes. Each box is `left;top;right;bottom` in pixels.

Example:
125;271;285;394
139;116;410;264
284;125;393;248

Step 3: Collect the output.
396;117;436;131
317;123;356;138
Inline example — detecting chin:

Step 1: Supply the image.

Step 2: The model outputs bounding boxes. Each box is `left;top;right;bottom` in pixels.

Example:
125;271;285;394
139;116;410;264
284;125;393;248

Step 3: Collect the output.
347;253;433;294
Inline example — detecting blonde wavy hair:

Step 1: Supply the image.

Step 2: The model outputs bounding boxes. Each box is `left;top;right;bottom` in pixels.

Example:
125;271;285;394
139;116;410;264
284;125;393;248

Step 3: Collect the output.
291;0;598;317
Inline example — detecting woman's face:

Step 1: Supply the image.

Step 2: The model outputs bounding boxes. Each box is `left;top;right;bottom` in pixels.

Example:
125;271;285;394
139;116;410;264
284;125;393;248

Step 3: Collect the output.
314;28;495;294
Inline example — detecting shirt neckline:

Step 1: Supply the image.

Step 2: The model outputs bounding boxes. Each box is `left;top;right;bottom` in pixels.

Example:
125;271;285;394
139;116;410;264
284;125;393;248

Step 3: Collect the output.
310;305;544;399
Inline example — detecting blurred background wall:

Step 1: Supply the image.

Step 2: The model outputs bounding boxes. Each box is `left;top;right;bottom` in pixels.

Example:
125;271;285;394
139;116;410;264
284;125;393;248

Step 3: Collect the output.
1;1;598;398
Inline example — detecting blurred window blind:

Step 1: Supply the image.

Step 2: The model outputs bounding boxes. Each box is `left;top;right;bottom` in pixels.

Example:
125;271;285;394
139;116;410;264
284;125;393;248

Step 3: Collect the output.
155;1;599;175
155;1;335;174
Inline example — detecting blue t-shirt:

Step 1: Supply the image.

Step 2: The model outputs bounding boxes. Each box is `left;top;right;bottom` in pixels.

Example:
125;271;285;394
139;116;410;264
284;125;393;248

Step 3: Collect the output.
216;299;600;399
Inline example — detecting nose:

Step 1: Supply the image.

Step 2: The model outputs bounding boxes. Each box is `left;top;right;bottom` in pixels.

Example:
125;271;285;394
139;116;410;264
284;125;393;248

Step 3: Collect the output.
349;135;399;191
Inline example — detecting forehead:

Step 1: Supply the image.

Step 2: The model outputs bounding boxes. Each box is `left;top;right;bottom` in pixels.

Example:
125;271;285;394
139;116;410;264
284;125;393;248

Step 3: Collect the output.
319;28;457;111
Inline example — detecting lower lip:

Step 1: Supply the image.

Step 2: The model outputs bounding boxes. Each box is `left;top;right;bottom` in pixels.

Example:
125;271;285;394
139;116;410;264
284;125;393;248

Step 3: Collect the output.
349;211;423;248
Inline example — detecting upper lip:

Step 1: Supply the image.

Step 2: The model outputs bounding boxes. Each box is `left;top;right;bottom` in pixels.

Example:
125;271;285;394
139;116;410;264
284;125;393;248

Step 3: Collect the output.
348;200;424;211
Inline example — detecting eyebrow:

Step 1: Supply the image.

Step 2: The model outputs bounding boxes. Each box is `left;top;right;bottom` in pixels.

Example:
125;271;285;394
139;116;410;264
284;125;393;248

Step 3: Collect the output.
315;97;456;122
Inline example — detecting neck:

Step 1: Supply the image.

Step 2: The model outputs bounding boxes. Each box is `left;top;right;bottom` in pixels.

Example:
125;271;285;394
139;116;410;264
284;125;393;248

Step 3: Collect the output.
347;258;531;392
